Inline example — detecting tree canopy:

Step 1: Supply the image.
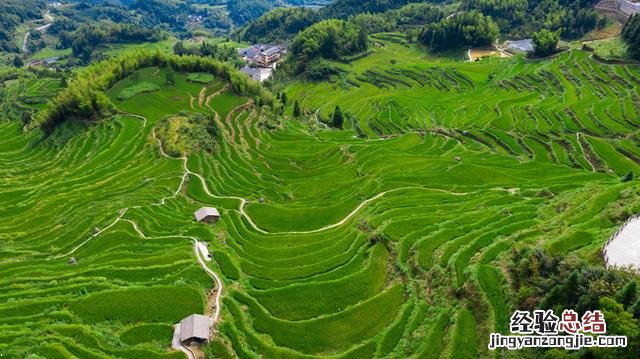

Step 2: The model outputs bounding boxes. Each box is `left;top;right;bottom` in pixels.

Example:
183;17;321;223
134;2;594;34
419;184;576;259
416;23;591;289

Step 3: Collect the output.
36;51;276;134
290;19;368;71
532;28;559;57
419;11;499;51
623;14;640;59
240;7;322;43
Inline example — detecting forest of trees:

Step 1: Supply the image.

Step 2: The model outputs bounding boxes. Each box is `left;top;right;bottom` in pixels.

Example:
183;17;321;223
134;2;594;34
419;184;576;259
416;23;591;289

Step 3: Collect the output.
239;2;445;44
240;7;322;43
419;11;499;50
320;0;442;19
509;248;640;357
622;14;640;59
35;51;276;134
464;0;601;39
70;22;162;62
228;0;273;26
0;0;46;52
289;19;368;75
349;3;445;36
173;41;244;68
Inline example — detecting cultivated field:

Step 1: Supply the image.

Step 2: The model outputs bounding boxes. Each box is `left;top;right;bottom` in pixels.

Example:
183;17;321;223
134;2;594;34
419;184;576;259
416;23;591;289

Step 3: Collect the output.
1;37;640;358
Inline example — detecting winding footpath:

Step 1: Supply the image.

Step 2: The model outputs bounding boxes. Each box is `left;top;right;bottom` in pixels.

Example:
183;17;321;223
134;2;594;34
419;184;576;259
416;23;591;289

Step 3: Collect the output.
41;108;478;357
55;110;475;256
22;10;54;53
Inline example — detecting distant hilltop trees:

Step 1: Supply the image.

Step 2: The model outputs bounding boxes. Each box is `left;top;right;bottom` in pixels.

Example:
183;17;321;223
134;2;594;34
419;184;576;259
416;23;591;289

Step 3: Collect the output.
35;51;277;134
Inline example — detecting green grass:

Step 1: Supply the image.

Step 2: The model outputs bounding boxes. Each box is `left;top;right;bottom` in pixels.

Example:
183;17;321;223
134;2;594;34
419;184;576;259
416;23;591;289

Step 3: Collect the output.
188;72;215;83
450;308;478;359
120;324;174;345
69;286;204;323
586;37;630;61
117;82;160;100
2;38;640;358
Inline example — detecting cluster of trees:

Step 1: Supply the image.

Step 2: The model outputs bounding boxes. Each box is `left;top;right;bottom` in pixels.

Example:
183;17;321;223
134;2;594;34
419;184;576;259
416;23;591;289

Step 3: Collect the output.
622;14;640;59
289;19;368;74
509;247;640;356
320;0;440;19
173;41;243;68
239;7;322;43
464;0;601;39
239;2;444;44
419;11;499;51
70;22;162;62
0;0;46;52
228;0;273;26
531;28;560;57
156;111;219;157
36;51;276;134
350;3;444;35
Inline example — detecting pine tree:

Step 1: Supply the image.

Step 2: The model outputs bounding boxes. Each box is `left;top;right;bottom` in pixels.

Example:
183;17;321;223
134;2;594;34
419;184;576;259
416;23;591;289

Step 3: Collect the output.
293;101;301;117
629;299;640;319
12;55;23;68
616;281;638;309
332;105;343;129
281;92;288;106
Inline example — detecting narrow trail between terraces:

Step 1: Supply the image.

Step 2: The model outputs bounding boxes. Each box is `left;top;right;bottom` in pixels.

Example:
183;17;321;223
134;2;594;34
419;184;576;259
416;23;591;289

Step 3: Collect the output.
57;108;477;261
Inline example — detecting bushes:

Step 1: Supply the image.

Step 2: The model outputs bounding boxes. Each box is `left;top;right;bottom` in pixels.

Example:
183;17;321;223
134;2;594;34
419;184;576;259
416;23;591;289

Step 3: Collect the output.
532;29;559;57
304;59;341;81
155;112;219;156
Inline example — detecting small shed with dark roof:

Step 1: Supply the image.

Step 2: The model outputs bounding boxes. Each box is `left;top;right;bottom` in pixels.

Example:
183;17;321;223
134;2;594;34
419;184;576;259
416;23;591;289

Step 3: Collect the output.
179;314;210;344
194;207;220;224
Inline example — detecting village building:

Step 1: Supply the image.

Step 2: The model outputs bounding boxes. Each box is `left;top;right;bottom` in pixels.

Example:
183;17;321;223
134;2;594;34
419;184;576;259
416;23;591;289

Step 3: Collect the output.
239;66;272;82
194;207;220;223
238;44;286;68
596;0;640;21
179;314;210;344
255;46;282;67
237;44;287;82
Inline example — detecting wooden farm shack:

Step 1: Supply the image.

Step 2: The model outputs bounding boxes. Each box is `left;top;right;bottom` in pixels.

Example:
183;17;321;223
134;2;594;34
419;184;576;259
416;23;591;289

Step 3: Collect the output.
194;207;220;224
179;314;210;344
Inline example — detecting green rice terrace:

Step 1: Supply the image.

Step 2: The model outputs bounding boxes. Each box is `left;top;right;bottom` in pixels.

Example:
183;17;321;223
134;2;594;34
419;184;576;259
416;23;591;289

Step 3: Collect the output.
1;37;640;359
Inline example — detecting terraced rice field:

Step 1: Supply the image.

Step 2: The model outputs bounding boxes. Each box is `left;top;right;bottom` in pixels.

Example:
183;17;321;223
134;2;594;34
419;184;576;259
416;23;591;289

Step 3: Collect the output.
1;40;640;358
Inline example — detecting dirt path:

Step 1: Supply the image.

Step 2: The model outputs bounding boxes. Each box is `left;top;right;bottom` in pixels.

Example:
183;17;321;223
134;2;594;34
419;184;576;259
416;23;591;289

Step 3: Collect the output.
314;109;328;129
22;10;54;53
172;325;196;359
205;84;231;109
22;32;30;53
576;132;596;171
124;218;223;358
57;109;474;258
198;87;207;108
